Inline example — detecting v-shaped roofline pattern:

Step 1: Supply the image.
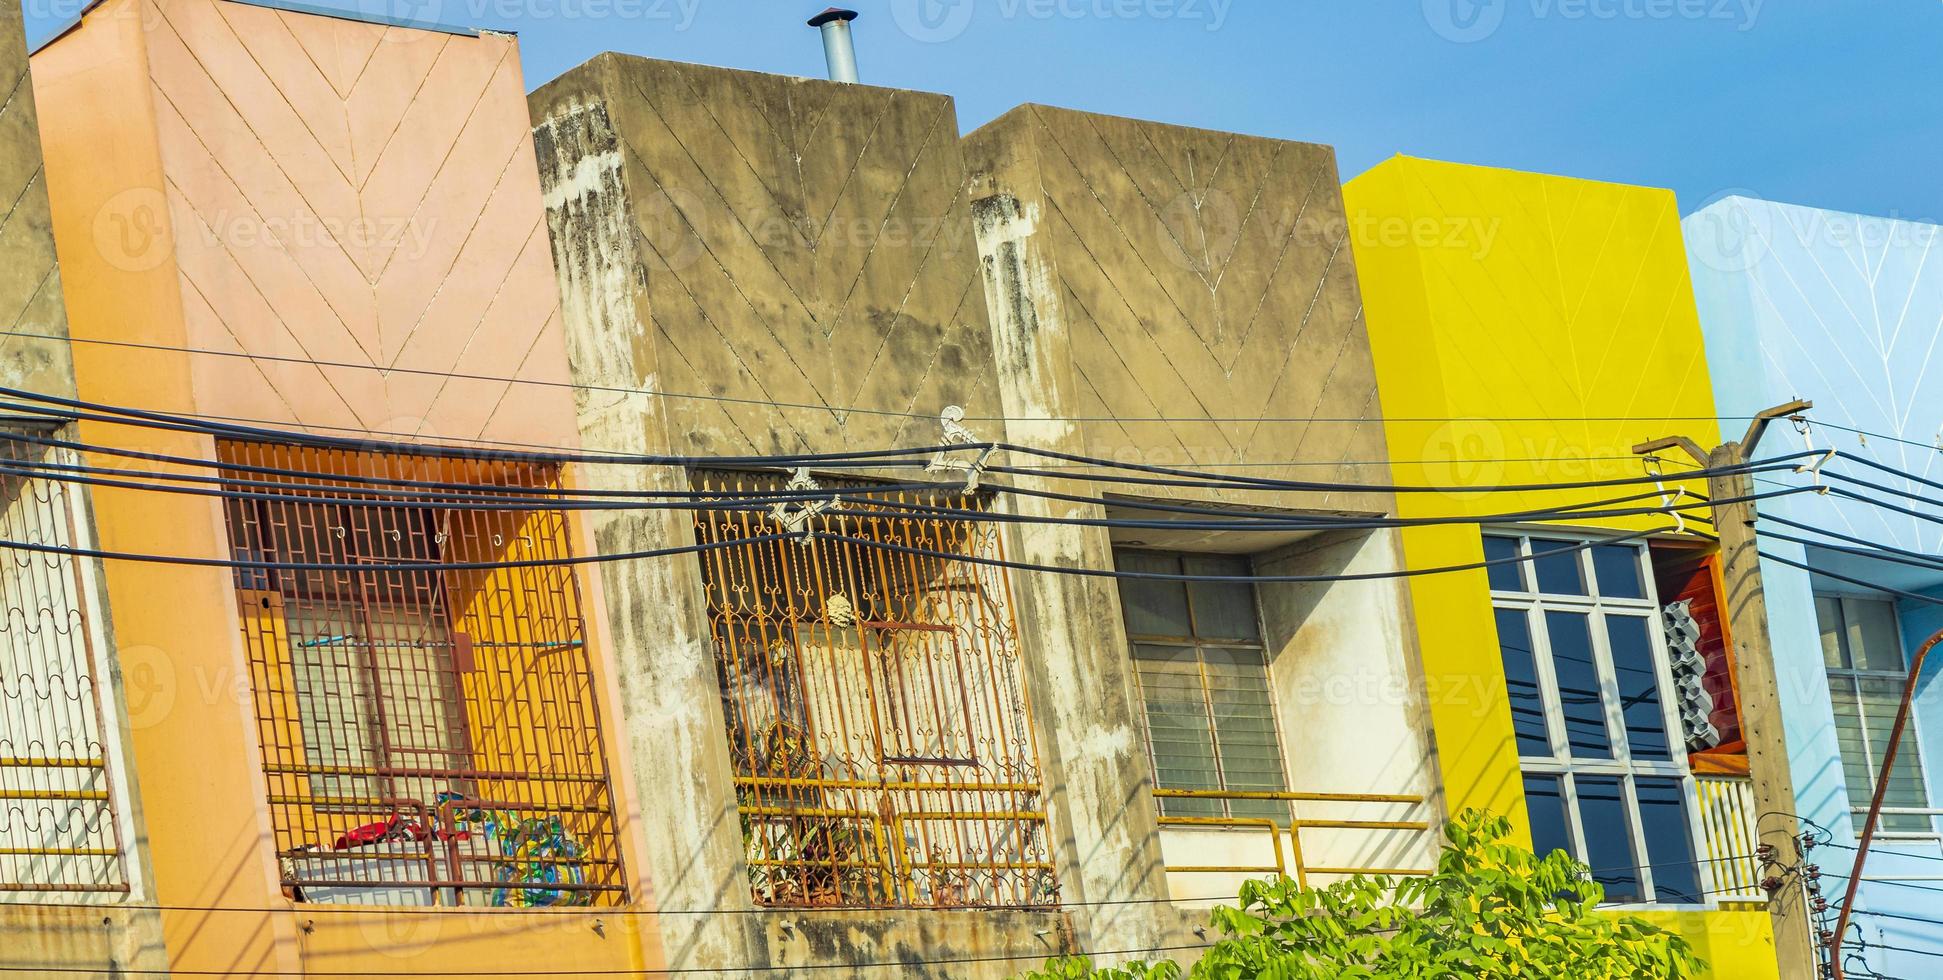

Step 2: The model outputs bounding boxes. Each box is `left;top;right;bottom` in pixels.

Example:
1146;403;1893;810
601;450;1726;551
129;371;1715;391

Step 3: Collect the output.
32;0;486;58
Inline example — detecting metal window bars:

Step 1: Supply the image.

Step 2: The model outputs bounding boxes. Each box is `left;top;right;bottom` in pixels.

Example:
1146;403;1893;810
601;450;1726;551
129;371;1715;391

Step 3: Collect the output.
217;442;626;907
692;473;1057;909
0;431;130;898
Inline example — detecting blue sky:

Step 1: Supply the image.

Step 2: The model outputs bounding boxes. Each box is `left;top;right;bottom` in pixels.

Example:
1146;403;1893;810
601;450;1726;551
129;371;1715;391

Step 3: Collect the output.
27;1;1942;221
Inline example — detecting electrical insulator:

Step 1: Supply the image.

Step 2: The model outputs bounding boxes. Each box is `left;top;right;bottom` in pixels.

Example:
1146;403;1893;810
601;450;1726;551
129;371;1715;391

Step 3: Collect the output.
1758;843;1777;863
1761;875;1785;893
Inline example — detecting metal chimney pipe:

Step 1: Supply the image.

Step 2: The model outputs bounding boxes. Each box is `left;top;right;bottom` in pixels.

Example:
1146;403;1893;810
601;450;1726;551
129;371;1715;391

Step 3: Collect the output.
808;8;860;83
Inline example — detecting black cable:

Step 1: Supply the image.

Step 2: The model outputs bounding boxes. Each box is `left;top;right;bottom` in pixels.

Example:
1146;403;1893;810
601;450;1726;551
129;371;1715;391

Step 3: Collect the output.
0;386;1808;497
815;525;1674;584
0;425;1728;528
982;453;1807;496
0;940;1221;976
0;528;795;574
0;392;947;471
7;852;1760;918
1762;515;1943;575
0;451;1772;537
1857;942;1943;960
1758;529;1943;578
1755;551;1943;609
1822;842;1943;865
0;325;1782;428
1835;451;1943;497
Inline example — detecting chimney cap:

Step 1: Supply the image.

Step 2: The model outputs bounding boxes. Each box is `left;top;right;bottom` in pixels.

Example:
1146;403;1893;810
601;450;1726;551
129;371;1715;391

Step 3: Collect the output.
808;7;858;27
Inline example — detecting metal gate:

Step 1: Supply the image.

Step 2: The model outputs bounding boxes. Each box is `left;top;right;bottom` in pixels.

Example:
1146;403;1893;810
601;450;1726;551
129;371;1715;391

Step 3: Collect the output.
218;442;626;906
0;432;129;898
693;473;1055;909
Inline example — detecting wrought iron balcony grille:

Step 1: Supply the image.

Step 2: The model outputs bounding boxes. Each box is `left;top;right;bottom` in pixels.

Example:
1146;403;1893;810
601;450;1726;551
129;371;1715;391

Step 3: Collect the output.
217;441;626;907
692;473;1056;909
0;432;129;898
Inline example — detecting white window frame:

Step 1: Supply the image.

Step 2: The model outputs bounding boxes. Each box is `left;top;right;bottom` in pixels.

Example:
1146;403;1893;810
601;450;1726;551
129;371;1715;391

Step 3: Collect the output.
1817;592;1942;844
1488;529;1710;907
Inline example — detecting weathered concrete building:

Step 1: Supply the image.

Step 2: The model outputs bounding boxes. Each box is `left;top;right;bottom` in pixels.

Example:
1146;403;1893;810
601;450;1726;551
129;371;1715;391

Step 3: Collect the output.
0;0;164;972
531;55;1442;976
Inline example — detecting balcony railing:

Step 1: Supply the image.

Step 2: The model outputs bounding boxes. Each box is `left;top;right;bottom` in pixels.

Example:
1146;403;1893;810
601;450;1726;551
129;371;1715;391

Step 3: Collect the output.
1694;774;1765;904
1152;789;1435;892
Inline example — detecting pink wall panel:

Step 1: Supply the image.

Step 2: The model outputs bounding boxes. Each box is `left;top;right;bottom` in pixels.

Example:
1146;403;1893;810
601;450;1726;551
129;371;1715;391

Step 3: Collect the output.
143;0;577;448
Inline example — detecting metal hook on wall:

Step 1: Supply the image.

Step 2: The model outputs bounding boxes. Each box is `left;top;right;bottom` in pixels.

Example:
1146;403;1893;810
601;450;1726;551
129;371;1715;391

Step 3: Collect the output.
1792;417;1835;495
926;406;995;492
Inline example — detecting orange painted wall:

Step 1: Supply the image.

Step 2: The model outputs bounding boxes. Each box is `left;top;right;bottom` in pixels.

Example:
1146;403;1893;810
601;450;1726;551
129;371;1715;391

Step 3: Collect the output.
30;0;657;974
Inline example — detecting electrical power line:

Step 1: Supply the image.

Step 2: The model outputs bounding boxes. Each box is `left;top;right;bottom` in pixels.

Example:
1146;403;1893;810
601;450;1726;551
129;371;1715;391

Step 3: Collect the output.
0;385;1793;497
0;327;1782;428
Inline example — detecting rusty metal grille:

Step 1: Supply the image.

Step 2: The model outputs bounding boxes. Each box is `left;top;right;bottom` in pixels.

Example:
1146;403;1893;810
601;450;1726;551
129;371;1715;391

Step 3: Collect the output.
0;434;130;898
217;442;625;907
693;473;1055;909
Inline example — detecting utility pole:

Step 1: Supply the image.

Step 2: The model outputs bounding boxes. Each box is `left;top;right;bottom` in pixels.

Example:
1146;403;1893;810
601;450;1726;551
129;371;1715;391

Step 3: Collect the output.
1634;400;1817;980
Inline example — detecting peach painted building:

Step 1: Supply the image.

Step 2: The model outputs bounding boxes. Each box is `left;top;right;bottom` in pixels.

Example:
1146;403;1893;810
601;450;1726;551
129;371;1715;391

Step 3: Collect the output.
28;0;659;974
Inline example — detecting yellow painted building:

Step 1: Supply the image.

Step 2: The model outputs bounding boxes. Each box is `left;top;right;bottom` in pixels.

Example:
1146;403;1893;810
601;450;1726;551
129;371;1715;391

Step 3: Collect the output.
1346;156;1778;975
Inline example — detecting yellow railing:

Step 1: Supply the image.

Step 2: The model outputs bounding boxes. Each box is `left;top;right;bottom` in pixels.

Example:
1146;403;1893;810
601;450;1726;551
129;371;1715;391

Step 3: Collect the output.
1152;789;1434;890
1694;774;1765;904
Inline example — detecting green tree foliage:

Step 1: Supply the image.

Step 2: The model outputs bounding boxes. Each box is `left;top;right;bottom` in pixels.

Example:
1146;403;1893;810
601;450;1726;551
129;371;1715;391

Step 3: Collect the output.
1019;810;1704;980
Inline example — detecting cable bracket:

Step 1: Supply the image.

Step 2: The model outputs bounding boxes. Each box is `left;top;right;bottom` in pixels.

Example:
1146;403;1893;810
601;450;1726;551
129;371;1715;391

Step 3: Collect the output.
1793;417;1835;495
1643;455;1688;534
926;406;996;492
769;467;839;543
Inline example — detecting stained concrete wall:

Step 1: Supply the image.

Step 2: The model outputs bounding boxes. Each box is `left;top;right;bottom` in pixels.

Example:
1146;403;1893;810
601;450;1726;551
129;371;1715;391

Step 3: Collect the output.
533;54;1439;975
530;54;1067;977
963;106;1438;958
0;0;165;971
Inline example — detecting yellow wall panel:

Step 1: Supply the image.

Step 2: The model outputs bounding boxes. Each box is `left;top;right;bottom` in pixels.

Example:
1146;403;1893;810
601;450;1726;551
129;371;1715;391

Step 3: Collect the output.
1346;155;1757;974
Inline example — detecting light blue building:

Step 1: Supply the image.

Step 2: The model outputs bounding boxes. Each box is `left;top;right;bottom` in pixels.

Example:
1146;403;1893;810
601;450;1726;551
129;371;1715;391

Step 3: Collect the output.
1688;197;1943;977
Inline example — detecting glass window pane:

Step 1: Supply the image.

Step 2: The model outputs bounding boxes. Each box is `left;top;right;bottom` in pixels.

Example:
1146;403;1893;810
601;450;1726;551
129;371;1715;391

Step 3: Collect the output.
1523;773;1573;860
1531;540;1587;596
1183;556;1261;640
1636;778;1703;904
1858;678;1933;834
1817;596;1849;669
1830;677;1879;830
1495;608;1553;757
1577;775;1643;903
1608;616;1672;761
1204;647;1288;820
1845;598;1905;673
1133;645;1220;817
1116;552;1190;638
1545;611;1612;759
1592;545;1646;600
1483;535;1525;592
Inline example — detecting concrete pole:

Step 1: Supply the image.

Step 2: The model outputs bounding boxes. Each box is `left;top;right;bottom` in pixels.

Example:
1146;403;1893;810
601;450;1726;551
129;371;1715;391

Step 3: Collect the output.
1707;446;1818;980
1636;399;1817;980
